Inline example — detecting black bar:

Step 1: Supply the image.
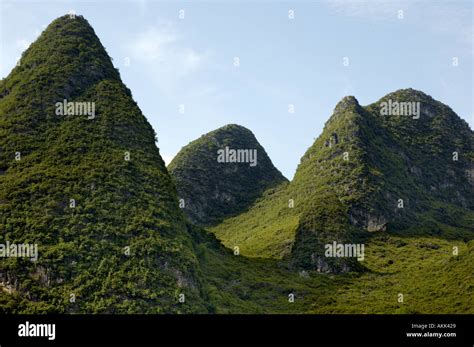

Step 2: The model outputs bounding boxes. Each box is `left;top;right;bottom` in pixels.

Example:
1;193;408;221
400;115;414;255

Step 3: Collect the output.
0;314;472;345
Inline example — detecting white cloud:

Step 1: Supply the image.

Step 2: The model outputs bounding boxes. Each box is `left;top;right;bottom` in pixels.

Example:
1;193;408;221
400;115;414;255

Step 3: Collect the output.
14;25;44;54
131;26;177;61
323;0;403;20
323;1;472;54
427;4;473;47
127;22;209;93
180;48;203;73
15;39;30;52
323;1;472;38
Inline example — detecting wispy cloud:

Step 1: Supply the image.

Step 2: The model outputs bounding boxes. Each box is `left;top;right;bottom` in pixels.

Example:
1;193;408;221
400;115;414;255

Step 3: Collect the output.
8;28;42;73
323;0;404;20
13;24;45;56
130;26;176;62
126;22;210;94
15;39;31;51
427;3;473;47
323;0;472;54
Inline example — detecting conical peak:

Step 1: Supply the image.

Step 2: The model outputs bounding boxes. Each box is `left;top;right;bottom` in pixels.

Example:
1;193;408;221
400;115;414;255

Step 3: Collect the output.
48;14;92;30
196;124;259;148
333;96;361;114
19;14;103;63
0;15;210;313
210;124;254;136
371;88;465;124
378;88;434;103
169;124;287;226
4;14;121;103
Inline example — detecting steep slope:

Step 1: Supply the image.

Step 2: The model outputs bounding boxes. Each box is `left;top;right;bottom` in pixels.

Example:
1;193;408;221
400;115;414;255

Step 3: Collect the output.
168;124;287;226
210;90;473;272
0;15;208;313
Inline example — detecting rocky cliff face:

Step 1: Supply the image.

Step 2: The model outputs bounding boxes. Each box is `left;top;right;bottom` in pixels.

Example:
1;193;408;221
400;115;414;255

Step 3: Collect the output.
168;124;287;226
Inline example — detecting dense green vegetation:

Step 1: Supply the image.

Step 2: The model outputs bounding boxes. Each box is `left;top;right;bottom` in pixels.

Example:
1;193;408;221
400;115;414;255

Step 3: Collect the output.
210;92;473;273
205;91;473;311
0;14;471;314
0;15;208;313
194;225;473;313
168;124;287;226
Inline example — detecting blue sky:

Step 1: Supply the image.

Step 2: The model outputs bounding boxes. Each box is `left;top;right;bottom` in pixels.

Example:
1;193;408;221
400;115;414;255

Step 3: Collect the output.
1;0;472;179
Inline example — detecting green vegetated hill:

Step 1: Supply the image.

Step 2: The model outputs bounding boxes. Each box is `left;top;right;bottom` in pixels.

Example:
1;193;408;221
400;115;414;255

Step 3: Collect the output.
0;15;211;313
0;14;472;314
209;90;473;273
170;89;473;313
168;124;287;226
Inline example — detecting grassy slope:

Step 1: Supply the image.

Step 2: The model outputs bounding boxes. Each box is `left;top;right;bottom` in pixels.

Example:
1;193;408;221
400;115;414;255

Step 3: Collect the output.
197;226;473;313
210;183;299;258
